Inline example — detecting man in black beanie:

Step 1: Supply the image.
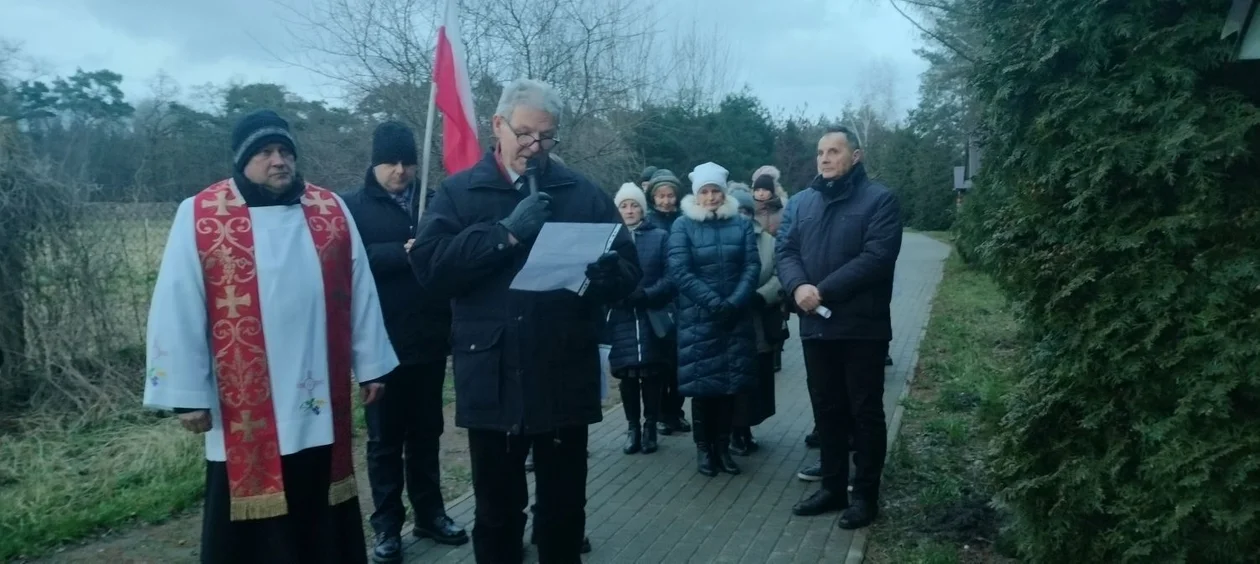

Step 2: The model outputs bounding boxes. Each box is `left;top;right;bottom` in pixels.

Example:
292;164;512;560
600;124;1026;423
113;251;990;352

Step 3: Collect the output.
229;109;304;204
144;108;398;564
342;121;468;562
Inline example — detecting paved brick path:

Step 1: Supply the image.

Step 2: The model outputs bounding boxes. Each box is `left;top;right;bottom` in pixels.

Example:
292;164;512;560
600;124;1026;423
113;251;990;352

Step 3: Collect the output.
403;232;950;563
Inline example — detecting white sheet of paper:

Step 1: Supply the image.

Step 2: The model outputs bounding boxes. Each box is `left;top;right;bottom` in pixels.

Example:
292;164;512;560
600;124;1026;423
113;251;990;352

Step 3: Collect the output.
509;222;623;294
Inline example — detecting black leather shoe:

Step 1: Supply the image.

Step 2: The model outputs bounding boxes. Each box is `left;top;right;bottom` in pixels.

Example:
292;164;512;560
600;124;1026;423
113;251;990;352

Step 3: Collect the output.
792;489;848;517
641;420;659;453
657;419;675;436
696;443;718;477
413;514;469;546
372;533;402;563
837;499;879;529
674;415;692;433
623;422;642;454
804;430;820;449
729;432;750;456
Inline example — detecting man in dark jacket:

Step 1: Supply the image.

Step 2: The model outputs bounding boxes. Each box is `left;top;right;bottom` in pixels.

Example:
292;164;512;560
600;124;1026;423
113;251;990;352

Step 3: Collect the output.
341;121;467;562
777;125;903;530
409;78;641;564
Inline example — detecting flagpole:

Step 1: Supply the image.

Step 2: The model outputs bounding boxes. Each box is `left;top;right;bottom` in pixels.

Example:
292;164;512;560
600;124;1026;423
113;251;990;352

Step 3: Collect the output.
417;79;438;216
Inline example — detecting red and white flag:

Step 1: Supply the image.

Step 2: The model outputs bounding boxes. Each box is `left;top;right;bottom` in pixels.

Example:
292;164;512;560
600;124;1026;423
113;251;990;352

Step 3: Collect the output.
432;0;480;174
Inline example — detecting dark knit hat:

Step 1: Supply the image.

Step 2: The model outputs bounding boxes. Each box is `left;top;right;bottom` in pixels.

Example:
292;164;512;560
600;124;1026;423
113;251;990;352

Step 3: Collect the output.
371;121;418;166
753;174;776;191
647;169;681;196
640;166;658;183
231;110;297;171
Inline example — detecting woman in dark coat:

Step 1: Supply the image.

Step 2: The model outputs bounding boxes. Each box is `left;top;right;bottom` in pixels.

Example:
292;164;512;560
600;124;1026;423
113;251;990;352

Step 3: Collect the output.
643;169;691;435
606;183;675;455
728;187;785;455
667;162;760;477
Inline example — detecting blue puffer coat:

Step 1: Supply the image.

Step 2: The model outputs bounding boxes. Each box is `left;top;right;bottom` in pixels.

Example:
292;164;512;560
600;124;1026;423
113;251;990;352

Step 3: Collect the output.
667;194;760;397
605;221;674;373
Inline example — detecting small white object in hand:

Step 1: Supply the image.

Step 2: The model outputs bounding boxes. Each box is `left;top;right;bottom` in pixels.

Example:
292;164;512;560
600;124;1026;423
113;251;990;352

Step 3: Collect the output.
814;305;832;318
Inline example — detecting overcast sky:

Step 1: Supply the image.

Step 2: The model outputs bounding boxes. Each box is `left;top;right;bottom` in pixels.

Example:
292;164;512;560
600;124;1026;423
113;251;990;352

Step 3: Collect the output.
0;0;928;121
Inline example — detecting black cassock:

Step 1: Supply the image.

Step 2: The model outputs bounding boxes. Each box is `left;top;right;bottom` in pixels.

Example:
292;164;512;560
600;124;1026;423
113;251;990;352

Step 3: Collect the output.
200;445;368;564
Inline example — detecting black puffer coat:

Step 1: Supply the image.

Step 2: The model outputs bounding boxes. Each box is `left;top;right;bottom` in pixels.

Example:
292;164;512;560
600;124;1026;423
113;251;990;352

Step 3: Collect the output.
667;194;760;398
604;221;673;374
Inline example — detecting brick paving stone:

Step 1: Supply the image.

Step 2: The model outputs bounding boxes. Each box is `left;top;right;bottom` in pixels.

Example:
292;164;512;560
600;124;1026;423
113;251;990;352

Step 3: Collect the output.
404;232;950;563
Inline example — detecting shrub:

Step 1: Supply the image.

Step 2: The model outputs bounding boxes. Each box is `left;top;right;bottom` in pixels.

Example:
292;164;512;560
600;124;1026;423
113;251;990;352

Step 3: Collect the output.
962;0;1260;561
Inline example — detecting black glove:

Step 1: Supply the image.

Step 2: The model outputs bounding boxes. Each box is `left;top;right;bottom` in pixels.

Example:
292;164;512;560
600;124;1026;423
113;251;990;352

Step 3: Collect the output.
711;301;737;325
585;252;624;298
498;193;552;242
751;292;766;309
625;288;647;306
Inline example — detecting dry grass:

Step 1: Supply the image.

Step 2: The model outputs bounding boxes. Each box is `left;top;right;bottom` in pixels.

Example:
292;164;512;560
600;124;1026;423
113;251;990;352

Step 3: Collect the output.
0;413;204;561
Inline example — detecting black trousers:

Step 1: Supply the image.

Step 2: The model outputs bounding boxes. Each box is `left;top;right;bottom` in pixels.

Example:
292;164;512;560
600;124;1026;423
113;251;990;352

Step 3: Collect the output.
802;339;889;499
618;367;662;424
468;425;588;564
690;395;735;445
660;343;686;419
201;446;367;564
364;360;447;536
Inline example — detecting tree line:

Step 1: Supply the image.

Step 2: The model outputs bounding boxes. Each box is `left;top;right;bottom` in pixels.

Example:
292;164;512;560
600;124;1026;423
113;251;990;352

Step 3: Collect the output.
0;0;967;423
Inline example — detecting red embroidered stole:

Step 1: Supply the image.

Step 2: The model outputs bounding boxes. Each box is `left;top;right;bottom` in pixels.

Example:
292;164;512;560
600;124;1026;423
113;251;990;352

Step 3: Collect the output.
193;179;356;521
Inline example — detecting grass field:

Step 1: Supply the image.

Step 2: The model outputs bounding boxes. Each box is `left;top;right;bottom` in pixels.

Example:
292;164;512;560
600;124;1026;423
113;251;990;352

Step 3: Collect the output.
865;232;1021;564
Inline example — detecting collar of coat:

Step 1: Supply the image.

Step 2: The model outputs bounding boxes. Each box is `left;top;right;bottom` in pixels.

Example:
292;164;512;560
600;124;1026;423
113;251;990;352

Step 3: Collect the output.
680;194;740;222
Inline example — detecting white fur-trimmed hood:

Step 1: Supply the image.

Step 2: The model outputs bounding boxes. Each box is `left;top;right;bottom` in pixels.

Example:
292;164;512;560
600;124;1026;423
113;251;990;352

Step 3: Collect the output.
680;194;740;221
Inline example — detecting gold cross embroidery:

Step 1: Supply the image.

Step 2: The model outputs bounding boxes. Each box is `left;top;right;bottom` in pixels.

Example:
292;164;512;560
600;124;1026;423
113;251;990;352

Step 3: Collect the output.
231;410;268;442
201;189;243;216
215;285;252;318
301;191;337;215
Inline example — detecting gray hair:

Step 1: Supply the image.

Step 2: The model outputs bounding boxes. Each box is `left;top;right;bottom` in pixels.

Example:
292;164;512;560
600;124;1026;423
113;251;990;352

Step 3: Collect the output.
495;78;564;126
824;125;862;151
727;181;751;194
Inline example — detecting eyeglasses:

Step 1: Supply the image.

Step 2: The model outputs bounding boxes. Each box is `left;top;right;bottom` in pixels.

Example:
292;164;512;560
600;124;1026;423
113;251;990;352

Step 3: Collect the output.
509;127;560;151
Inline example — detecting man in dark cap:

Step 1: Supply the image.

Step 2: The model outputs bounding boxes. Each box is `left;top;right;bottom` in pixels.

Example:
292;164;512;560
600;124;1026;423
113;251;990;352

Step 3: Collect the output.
341;121;468;562
142;109;399;563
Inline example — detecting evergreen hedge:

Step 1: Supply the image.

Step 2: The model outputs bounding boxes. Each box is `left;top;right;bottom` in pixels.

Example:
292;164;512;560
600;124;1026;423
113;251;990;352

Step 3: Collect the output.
959;1;1260;561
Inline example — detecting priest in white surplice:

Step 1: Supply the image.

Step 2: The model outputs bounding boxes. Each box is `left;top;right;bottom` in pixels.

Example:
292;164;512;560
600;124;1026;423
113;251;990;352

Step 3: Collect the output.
143;109;398;564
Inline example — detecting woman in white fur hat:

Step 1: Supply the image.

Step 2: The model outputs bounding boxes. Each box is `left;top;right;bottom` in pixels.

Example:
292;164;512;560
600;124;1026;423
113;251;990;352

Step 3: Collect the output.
604;183;676;456
666;162;760;477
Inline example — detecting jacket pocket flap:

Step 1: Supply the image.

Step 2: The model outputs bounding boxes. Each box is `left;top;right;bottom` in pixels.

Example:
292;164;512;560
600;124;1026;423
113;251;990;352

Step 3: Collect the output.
452;324;505;353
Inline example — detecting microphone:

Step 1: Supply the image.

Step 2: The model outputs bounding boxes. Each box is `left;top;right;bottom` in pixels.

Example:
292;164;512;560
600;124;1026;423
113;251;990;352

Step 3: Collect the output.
525;154;547;196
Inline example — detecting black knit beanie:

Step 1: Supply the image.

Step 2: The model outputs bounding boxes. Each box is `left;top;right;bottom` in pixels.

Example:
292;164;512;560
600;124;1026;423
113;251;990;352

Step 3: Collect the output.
371;121;419;166
231;110;297;171
753;174;776;191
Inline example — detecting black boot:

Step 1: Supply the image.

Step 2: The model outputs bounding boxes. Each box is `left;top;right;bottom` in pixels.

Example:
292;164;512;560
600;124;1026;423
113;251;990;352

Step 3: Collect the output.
714;436;741;475
804;428;820;449
744;428;760;453
729;428;750;456
657;419;675;436
622;421;642;454
695;441;718;476
674;413;692;433
641;420;658;453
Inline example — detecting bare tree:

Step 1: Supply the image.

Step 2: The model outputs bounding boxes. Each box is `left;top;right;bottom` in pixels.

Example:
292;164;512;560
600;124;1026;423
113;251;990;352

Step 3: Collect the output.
275;0;440;128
